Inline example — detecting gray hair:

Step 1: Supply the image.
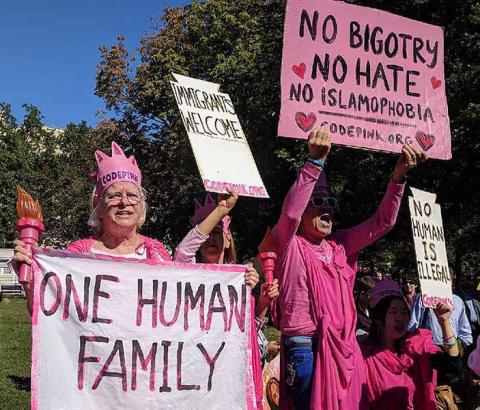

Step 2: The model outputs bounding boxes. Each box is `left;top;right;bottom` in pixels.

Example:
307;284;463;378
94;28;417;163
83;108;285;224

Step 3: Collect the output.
88;187;148;232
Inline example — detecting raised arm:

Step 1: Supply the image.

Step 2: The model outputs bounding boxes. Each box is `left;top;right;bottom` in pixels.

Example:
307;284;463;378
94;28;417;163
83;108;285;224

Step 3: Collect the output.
434;303;460;357
335;144;427;257
174;190;237;263
271;128;330;253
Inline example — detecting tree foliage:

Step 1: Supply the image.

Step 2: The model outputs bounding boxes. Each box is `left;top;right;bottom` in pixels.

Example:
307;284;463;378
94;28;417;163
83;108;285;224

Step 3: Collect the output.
93;0;480;277
2;0;478;280
0;105;110;248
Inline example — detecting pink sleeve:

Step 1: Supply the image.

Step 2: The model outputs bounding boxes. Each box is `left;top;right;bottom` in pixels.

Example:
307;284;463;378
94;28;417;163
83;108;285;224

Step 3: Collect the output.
174;226;208;263
468;336;480;376
333;179;405;257
250;296;263;409
271;162;323;253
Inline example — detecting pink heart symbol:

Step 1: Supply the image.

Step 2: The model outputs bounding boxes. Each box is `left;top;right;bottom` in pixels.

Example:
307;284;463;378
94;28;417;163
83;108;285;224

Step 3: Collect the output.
295;112;316;132
415;130;435;151
292;63;306;79
431;76;442;90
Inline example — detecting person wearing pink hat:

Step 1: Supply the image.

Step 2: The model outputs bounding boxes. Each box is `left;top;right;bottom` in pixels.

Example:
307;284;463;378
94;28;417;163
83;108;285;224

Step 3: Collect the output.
175;192;276;409
12;142;174;311
361;279;462;410
271;127;427;410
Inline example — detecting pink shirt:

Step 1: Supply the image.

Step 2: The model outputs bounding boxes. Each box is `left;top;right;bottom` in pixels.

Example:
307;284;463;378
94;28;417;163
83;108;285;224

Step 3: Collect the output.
66;234;171;262
361;329;439;410
272;162;405;336
272;162;404;410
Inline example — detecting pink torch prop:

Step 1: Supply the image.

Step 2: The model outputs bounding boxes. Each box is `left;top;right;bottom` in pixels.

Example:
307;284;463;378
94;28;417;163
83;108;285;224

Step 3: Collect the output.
16;186;44;284
257;227;276;285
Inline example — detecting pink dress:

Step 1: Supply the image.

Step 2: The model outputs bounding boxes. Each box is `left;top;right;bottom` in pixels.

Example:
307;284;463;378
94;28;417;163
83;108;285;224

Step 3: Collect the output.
271;162;405;410
361;329;440;410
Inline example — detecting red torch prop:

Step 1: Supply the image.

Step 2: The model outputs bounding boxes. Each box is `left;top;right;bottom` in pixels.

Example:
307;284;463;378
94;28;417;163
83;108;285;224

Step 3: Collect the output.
257;227;276;286
16;186;44;284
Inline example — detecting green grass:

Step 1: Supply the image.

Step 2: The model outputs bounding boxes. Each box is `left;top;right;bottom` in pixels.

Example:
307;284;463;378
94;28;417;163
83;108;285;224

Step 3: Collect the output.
264;324;281;342
0;297;31;410
0;298;280;410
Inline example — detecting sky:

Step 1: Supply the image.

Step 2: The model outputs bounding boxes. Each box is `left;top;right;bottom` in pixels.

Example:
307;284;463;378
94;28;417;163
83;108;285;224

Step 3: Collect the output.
0;0;187;128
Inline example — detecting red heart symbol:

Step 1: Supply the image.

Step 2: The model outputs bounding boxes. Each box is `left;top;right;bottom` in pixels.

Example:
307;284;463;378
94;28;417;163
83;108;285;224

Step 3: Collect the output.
295;112;316;132
292;63;306;79
431;76;442;89
415;131;435;151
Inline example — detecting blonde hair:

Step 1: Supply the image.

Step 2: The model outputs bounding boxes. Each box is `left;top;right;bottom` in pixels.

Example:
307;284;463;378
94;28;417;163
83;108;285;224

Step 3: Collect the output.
87;187;147;232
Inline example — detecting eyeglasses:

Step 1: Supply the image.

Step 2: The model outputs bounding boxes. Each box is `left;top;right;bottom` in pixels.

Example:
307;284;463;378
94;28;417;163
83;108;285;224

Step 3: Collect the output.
310;197;337;208
104;192;144;205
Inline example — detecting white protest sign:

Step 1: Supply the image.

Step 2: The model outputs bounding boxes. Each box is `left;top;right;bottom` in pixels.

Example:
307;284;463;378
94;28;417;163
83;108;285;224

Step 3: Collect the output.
408;187;453;308
170;73;269;198
31;249;256;410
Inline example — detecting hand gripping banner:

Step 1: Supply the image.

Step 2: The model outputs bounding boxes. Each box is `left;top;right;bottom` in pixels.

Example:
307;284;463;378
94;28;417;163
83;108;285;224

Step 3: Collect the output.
31;249;256;410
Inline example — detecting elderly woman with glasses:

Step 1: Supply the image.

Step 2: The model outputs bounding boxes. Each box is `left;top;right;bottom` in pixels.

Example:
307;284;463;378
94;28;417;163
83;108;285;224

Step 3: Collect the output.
11;143;170;310
12;142;259;311
271;127;427;410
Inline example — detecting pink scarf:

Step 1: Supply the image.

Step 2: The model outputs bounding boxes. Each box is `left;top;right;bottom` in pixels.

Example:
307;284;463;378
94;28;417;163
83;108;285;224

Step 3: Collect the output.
361;329;439;410
280;237;366;410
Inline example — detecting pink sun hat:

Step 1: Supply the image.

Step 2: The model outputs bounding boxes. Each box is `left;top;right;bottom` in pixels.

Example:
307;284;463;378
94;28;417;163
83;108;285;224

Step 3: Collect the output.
189;194;232;248
90;141;142;194
368;278;407;309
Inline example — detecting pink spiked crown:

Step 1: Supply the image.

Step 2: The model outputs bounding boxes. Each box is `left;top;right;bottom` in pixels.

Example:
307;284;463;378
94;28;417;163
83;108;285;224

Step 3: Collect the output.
190;194;232;247
368;278;406;309
90;141;142;194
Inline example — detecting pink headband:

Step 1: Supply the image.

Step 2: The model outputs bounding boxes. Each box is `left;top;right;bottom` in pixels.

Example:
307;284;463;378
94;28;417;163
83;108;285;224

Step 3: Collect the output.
90;142;142;195
189;194;232;248
368;279;406;309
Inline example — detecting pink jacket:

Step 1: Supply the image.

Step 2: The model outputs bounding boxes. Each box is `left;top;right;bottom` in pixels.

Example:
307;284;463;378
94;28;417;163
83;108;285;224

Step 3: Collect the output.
271;162;405;410
361;329;439;410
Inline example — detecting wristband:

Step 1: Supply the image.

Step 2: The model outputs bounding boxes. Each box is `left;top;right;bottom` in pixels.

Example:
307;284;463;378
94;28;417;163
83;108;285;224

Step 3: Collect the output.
443;340;457;347
443;335;455;341
308;158;325;169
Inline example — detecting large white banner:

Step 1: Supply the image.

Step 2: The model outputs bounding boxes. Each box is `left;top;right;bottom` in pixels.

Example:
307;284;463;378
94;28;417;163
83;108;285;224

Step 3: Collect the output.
408;187;453;308
31;249;255;410
170;73;269;198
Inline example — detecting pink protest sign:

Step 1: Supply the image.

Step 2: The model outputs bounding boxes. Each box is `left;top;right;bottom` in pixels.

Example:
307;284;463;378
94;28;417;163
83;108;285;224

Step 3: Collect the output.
279;0;452;160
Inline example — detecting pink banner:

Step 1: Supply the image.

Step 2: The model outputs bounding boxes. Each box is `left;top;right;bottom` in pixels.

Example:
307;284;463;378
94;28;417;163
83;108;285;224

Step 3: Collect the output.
279;0;451;160
31;248;256;410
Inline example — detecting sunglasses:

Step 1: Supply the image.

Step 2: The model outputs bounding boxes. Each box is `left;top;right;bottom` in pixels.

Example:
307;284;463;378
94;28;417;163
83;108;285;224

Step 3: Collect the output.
310;197;337;208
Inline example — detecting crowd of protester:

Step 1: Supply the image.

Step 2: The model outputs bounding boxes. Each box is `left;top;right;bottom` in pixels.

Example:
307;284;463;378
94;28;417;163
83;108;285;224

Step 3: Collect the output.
10;129;480;409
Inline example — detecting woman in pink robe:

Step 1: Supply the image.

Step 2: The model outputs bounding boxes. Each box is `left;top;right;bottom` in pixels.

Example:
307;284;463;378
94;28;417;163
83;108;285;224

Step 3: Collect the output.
361;279;461;409
271;127;426;410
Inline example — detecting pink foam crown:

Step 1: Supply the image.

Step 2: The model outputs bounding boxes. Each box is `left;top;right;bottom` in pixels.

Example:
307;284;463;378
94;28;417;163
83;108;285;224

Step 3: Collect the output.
311;172;329;198
368;278;405;308
90;141;142;194
189;194;231;236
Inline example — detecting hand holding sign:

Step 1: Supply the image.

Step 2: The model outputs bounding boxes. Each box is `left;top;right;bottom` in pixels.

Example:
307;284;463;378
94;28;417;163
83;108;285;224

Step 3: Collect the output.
433;302;452;323
308;127;331;161
217;189;238;217
392;144;428;183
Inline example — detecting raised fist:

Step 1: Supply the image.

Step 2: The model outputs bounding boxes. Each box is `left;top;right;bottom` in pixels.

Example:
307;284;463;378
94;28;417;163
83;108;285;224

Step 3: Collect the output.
308;127;331;161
